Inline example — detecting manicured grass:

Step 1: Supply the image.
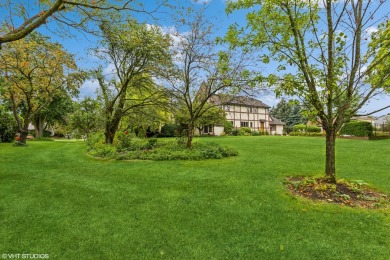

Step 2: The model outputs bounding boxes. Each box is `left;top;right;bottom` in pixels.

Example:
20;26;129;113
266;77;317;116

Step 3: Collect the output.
1;137;390;259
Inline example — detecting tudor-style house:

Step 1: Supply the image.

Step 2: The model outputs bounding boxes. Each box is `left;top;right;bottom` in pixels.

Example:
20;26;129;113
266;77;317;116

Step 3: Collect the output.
203;96;285;135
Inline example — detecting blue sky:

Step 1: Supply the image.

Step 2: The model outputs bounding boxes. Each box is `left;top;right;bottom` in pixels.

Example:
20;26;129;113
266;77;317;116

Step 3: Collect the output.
2;0;389;116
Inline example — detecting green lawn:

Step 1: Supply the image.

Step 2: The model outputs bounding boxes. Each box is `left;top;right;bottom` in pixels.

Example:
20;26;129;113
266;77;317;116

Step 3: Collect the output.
1;137;390;259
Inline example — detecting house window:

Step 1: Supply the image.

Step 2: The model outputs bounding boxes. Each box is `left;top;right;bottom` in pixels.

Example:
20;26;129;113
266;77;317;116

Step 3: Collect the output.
241;122;249;127
204;125;213;134
250;122;253;128
230;121;234;126
270;125;276;131
224;105;230;111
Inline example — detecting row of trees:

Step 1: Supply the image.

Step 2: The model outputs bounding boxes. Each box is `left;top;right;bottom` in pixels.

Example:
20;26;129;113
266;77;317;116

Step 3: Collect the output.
1;0;390;183
0;8;251;149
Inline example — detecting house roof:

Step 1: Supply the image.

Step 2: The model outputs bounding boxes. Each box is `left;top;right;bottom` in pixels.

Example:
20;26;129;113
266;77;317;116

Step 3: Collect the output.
269;116;285;125
212;95;270;108
374;114;390;125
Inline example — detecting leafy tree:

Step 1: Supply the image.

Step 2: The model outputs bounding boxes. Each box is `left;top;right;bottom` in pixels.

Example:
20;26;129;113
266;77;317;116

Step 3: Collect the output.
0;33;82;144
162;9;253;148
270;98;306;133
0;104;17;142
226;0;390;183
70;97;102;138
0;0;166;47
32;92;74;138
93;20;172;144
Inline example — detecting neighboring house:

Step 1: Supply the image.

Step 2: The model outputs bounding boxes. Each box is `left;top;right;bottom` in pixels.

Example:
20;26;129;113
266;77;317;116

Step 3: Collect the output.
373;114;390;127
202;95;285;135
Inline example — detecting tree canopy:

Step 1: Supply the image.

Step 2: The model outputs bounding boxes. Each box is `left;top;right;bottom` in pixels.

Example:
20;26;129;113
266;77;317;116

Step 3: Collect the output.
0;32;82;144
225;0;390;182
0;0;165;47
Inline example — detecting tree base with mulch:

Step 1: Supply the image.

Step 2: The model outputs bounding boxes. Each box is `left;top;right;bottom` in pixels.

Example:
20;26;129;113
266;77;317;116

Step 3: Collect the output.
284;176;390;209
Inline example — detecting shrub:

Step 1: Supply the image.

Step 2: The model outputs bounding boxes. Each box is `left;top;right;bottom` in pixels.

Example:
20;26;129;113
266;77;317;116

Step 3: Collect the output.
306;125;321;133
160;124;182;137
114;131;133;151
89;143;117;158
231;128;239;136
340;121;373;137
238;127;252;136
293;124;307;132
289;132;325;137
43;130;52;137
223;121;234;135
0;108;17;143
251;131;260;136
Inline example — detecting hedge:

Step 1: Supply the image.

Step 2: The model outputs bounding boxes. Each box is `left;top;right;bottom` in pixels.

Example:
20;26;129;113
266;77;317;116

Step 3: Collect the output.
339;121;373;137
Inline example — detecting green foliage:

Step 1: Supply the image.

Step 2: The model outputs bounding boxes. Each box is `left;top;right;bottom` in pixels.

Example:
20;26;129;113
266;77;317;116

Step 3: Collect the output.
86;131;238;161
0;105;17;142
293;124;321;133
231;128;239;136
293;124;307;132
70;97;102;137
238;127;252;136
306;125;321;133
117;141;238;161
270;99;306;133
223;121;233;135
160;124;182;137
340;121;373;137
289;132;325;137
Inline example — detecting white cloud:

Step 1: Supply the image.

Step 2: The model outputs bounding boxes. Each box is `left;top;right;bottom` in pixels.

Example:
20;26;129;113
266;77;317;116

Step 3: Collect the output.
365;26;378;35
78;79;99;99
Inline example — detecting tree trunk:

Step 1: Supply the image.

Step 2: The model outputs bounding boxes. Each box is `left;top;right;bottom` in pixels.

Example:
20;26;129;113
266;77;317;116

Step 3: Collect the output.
104;126;116;145
33;116;45;138
18;128;29;144
325;129;337;184
186;123;194;148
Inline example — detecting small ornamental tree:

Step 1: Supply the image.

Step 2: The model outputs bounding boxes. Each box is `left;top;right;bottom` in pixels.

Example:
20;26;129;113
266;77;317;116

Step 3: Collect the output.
225;0;390;183
162;9;254;148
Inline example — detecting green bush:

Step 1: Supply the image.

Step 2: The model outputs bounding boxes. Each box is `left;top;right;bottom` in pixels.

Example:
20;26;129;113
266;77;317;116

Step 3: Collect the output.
89;143;117;158
160;124;182;137
0;107;17;143
340;121;373;137
292;124;321;133
306;125;321;133
289;132;325;137
224;121;234;135
231;128;239;136
293;124;307;132
114;131;133;151
251;131;260;136
238;127;252;136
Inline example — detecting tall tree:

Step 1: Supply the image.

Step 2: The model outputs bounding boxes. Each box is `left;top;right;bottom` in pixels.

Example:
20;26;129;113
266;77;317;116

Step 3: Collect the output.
0;32;81;144
162;9;253;148
226;0;390;183
93;20;171;144
270;98;306;133
70;97;102;138
0;0;166;47
32;92;74;138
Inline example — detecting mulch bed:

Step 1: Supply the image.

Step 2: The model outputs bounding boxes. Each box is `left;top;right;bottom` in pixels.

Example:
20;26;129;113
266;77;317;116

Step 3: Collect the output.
285;176;390;209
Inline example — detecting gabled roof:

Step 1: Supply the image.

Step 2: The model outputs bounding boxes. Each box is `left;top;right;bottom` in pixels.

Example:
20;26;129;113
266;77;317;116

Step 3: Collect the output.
211;95;270;108
269;116;285;125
